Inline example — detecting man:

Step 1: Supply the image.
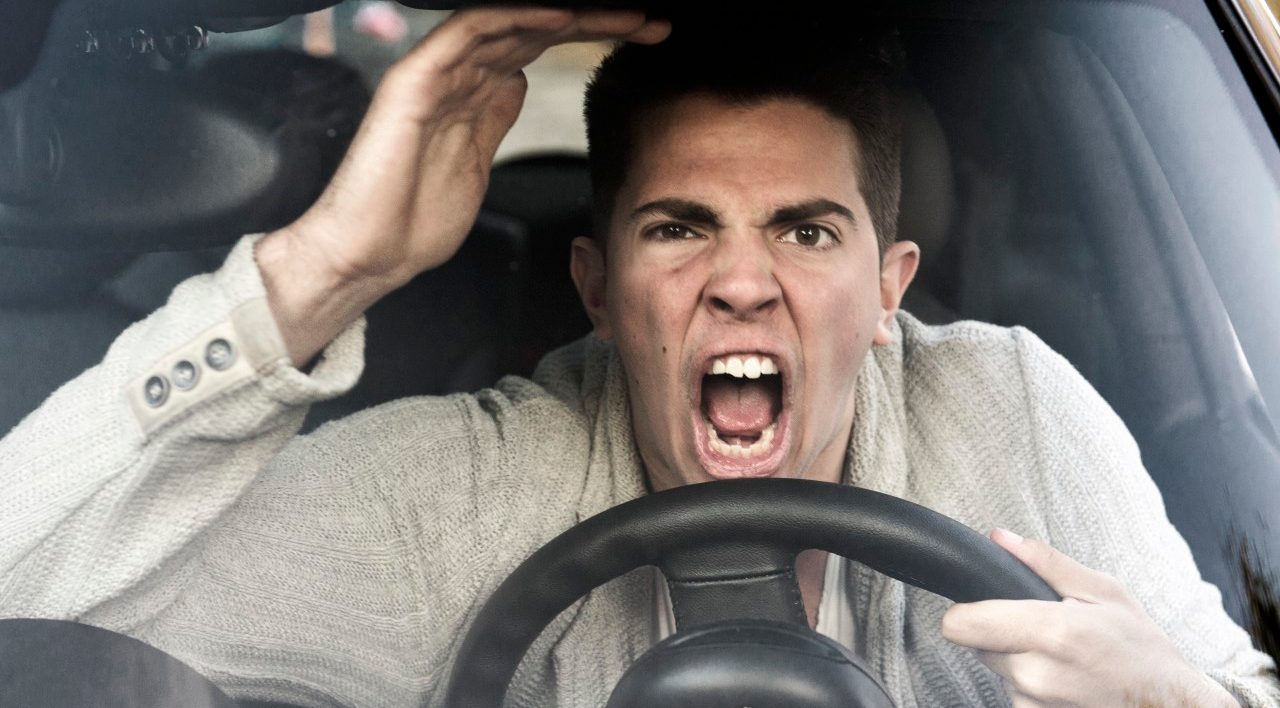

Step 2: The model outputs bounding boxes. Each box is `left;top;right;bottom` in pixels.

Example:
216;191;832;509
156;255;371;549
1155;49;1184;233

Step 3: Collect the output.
0;7;1276;706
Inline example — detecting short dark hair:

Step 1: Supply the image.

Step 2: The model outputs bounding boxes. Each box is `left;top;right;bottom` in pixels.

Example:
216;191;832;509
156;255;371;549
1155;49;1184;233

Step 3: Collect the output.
584;15;904;254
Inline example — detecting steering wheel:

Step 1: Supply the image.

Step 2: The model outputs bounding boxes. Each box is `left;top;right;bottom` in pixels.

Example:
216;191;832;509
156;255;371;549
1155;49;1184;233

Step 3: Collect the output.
442;478;1059;707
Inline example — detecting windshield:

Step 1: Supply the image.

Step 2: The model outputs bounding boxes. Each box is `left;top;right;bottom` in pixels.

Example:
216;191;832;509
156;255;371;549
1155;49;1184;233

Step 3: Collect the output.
1;0;1279;706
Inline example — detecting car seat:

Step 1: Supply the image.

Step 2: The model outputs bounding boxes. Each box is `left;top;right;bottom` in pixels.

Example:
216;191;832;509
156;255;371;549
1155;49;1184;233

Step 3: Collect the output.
899;14;1280;626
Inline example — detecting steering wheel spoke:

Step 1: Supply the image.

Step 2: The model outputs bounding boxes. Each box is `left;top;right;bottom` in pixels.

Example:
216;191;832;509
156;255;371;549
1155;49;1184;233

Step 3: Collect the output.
661;541;807;629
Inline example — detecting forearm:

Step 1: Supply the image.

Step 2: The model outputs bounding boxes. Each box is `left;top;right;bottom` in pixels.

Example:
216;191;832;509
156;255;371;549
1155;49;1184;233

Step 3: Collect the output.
255;225;402;367
249;8;671;372
0;236;365;624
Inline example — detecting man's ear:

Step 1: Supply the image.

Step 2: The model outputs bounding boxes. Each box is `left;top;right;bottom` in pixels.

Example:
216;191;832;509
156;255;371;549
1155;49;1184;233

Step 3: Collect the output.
874;240;921;346
570;236;612;339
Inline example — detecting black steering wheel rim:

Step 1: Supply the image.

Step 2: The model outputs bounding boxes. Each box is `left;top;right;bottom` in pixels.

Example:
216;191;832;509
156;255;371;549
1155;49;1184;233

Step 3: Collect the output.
443;478;1058;707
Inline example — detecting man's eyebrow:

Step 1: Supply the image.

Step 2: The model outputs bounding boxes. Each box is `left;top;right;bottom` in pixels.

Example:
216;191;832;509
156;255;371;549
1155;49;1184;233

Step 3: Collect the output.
767;199;857;227
629;199;723;227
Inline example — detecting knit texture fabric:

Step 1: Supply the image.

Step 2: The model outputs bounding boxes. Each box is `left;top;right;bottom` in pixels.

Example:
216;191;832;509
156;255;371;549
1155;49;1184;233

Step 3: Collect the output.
1;235;1277;706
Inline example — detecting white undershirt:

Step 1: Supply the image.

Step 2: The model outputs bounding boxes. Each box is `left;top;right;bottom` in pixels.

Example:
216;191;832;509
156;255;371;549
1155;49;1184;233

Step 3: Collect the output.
652;552;855;646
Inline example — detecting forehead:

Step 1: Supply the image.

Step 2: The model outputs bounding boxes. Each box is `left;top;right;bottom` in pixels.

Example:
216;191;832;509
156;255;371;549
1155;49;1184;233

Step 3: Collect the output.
616;93;863;211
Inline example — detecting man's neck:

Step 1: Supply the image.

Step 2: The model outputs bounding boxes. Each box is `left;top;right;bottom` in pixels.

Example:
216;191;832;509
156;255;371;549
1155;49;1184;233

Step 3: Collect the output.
796;548;829;628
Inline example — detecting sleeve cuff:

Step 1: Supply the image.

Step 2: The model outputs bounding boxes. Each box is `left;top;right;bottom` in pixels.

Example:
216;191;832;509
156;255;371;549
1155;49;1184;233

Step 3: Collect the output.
124;234;366;435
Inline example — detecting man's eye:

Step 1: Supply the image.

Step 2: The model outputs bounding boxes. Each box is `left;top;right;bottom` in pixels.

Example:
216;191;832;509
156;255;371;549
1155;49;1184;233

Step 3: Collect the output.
780;224;838;248
650;223;700;240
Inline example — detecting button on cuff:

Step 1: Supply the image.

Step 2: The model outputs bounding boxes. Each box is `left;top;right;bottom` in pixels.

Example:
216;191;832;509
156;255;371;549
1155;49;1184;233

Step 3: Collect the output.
126;318;256;435
205;338;235;371
172;360;200;390
143;375;169;407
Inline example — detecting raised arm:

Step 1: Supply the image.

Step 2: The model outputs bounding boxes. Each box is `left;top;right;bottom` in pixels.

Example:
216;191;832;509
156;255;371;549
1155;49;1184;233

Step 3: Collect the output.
256;8;669;366
0;7;667;625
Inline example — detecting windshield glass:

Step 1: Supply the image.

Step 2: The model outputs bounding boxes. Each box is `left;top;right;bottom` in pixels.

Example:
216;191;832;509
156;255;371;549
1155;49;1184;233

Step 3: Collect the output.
1;0;1279;705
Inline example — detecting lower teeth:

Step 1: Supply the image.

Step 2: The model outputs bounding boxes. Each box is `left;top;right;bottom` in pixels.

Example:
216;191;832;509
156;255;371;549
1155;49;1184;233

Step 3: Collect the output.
707;421;777;459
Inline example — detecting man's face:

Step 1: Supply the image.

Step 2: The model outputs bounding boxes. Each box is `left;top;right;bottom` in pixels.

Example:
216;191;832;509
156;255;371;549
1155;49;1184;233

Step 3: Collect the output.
572;94;917;491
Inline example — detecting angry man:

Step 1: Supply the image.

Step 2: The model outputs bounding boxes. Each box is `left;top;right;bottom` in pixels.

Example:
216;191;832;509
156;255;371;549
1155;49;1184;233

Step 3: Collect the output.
1;7;1277;707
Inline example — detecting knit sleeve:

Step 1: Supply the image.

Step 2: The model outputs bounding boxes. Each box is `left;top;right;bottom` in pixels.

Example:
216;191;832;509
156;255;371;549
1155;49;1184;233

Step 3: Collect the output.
1011;327;1280;706
105;374;594;708
0;234;366;625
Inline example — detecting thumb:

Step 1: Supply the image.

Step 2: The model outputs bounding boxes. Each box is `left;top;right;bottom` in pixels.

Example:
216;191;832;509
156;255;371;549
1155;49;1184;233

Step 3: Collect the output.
990;527;1125;604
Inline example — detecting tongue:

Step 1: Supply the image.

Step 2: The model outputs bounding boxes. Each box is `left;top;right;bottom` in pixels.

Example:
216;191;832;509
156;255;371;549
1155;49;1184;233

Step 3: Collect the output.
703;377;777;435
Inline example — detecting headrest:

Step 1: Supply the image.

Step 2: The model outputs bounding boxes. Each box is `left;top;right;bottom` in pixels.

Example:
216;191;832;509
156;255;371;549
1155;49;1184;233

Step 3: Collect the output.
485;153;592;236
896;87;955;270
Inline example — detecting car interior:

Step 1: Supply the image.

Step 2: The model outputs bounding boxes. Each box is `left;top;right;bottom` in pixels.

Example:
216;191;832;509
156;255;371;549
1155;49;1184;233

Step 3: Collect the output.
2;0;1280;704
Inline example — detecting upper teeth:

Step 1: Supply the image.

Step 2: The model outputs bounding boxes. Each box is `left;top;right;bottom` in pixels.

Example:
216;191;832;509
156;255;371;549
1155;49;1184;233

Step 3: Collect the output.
708;355;778;379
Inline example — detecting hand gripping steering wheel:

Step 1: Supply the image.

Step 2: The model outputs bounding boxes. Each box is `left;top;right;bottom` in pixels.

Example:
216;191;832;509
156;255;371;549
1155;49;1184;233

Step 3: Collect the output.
442;478;1059;707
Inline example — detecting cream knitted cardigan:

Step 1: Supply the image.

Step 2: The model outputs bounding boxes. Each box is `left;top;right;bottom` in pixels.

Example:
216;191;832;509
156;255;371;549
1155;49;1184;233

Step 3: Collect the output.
0;236;1276;707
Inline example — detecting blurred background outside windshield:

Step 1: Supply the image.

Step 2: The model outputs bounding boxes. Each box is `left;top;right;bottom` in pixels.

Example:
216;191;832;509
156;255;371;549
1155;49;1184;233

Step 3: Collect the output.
209;3;606;161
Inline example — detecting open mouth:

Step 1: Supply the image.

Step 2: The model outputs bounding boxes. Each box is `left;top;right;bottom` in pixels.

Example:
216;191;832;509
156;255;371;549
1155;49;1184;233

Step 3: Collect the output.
693;353;790;478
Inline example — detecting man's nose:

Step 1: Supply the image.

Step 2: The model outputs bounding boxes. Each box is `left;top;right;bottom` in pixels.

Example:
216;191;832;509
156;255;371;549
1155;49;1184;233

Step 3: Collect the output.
703;237;782;321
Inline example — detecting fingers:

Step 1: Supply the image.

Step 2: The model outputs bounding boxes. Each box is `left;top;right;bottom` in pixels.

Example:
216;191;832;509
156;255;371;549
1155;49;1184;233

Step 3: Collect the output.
464;11;668;75
553;8;670;44
620;15;672;44
945;536;1223;707
401;7;669;78
989;528;1126;604
976;651;1075;706
941;599;1073;653
404;6;574;70
942;532;1132;654
944;530;1112;654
